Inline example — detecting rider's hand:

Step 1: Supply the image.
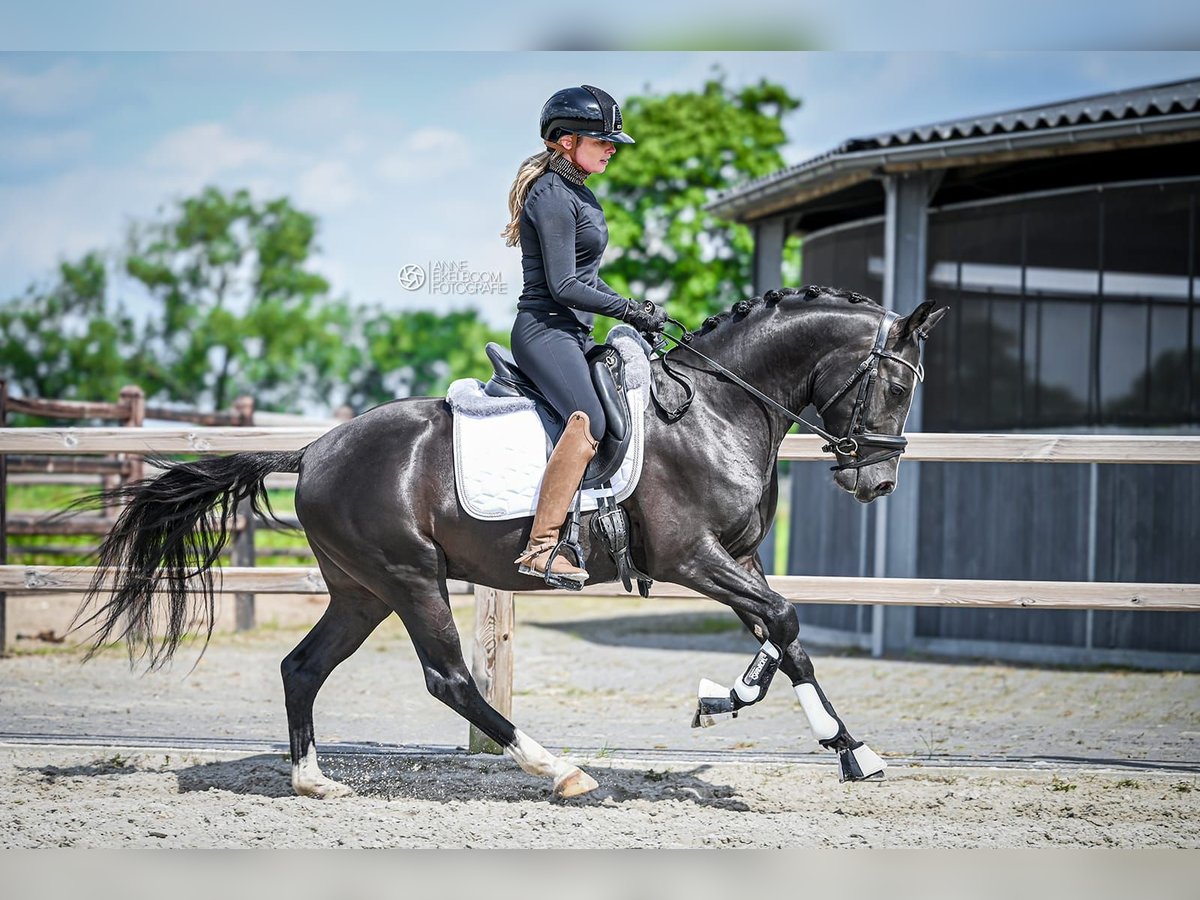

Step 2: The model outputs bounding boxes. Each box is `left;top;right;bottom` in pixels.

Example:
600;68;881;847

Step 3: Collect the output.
621;299;668;336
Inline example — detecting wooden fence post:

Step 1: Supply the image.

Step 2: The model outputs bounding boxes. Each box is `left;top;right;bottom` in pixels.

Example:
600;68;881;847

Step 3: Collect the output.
231;395;257;632
119;385;145;485
1;379;8;655
469;584;514;754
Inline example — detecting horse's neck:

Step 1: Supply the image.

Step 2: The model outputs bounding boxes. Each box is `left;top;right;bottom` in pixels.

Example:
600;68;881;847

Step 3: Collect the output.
683;306;853;454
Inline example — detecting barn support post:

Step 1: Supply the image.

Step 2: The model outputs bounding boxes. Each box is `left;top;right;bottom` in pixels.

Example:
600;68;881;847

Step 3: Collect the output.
469;584;514;754
231;396;257;632
752;216;787;296
1;379;8;655
872;171;941;658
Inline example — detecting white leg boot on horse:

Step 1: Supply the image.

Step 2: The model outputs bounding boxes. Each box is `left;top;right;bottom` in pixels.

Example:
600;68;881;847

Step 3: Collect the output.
728;605;887;782
514;410;599;585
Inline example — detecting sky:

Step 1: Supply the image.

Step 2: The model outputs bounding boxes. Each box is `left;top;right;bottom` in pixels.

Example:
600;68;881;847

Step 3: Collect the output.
2;51;1199;330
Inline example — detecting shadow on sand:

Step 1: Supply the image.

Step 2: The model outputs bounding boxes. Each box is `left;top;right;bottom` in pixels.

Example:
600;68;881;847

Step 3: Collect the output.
28;751;751;810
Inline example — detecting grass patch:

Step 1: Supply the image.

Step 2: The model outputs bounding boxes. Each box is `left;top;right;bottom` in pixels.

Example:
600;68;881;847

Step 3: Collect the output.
5;484;313;567
6;482;96;512
1050;776;1077;792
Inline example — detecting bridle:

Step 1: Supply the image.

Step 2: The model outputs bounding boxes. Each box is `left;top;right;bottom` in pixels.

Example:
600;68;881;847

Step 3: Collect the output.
650;308;926;472
813;309;925;470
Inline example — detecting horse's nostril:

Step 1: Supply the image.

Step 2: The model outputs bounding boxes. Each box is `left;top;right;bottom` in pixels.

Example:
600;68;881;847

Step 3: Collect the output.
876;481;895;495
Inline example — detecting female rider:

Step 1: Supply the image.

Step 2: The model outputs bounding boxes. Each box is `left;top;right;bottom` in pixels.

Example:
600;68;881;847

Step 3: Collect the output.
501;84;666;586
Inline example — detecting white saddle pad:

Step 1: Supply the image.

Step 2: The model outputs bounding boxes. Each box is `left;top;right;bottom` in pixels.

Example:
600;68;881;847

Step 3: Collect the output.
447;326;651;521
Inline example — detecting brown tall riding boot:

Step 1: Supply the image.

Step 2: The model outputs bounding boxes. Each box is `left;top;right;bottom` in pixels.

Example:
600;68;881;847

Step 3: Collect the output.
515;410;599;583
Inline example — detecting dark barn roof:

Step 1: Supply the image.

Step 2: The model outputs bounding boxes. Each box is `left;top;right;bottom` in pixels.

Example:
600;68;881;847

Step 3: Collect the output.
708;77;1200;226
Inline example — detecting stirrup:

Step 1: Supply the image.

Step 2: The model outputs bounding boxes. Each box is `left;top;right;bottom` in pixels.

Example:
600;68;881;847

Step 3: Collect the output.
516;490;588;590
542;496;587;591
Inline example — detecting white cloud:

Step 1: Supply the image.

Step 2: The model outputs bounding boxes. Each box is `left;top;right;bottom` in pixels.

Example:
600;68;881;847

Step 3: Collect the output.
0;128;93;167
376;126;473;182
296;159;362;211
142;122;277;181
0;59;104;117
234;88;368;139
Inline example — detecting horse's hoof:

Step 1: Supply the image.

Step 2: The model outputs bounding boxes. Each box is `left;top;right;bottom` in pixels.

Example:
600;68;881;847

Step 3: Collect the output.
837;742;887;782
554;767;599;798
294;776;356;799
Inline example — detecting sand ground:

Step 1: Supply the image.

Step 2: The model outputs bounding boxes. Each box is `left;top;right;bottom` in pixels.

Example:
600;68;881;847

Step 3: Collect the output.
1;590;1197;848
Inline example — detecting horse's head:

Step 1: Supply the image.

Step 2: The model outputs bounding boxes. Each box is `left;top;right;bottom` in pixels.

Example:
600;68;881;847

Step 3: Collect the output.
813;300;948;503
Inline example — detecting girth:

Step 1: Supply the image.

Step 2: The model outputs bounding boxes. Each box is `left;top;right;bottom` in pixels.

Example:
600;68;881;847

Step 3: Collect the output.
482;342;634;489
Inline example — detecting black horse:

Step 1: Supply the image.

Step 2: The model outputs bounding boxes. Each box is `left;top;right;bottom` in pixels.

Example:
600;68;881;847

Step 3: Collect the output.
70;285;946;799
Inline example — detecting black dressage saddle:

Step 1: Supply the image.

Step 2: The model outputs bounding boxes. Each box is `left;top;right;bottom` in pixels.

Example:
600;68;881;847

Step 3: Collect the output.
482;341;633;490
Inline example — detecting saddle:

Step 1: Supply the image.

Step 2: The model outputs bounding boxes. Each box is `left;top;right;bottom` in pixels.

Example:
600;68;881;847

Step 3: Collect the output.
475;338;650;596
482;342;633;490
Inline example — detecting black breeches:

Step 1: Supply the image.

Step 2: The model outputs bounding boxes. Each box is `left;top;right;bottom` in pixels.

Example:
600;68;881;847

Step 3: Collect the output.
511;309;606;443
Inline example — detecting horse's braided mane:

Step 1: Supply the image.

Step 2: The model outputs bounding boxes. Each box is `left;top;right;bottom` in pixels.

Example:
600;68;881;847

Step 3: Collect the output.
693;284;879;337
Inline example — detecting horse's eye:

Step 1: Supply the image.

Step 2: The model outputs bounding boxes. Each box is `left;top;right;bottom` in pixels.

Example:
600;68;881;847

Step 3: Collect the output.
888;384;905;396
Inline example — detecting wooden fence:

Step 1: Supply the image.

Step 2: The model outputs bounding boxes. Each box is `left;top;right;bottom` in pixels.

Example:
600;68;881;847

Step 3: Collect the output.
0;422;1198;753
0;383;351;640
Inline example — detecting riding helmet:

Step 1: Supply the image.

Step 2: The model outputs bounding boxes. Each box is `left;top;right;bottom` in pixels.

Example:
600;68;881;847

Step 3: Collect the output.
540;85;635;144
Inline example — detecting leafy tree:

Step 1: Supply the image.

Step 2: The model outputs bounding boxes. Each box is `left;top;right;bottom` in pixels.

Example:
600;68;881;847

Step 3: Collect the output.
0;252;142;408
125;186;354;412
595;70;803;333
347;308;507;410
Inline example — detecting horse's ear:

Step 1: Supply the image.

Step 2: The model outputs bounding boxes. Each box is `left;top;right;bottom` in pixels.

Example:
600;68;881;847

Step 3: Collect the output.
896;300;948;342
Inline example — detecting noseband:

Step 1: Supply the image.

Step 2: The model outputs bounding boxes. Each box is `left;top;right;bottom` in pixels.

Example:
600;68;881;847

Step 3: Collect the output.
652;308;925;472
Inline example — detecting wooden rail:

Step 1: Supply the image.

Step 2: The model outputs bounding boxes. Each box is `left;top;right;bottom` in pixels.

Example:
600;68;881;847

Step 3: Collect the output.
1;566;1193;610
0;565;473;596
4;427;1199;464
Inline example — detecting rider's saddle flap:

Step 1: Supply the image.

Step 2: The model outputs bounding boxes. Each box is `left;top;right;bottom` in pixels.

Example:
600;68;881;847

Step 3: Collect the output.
483;342;632;489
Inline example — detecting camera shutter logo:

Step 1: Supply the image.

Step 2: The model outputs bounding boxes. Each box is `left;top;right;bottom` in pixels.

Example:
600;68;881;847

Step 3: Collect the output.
397;263;427;291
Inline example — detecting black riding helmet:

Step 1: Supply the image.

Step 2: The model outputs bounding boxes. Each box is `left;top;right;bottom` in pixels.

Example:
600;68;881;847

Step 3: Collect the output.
540;84;635;145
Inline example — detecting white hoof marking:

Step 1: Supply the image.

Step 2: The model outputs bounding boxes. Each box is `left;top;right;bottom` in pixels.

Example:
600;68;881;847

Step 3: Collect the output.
506;729;597;795
292;746;354;799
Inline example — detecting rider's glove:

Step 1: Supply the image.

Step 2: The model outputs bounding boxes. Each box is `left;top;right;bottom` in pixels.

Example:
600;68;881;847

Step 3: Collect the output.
620;299;668;336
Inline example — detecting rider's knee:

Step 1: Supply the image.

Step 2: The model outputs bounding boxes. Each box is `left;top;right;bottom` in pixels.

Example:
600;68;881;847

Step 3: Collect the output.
583;401;606;442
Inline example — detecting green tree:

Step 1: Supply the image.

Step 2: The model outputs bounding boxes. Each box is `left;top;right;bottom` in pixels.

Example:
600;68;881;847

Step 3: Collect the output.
0;252;142;408
347;308;507;409
125;186;355;412
595;71;802;333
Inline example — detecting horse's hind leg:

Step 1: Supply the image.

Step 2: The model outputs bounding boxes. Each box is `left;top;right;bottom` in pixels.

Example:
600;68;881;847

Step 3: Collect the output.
282;557;392;799
362;563;599;799
732;604;887;782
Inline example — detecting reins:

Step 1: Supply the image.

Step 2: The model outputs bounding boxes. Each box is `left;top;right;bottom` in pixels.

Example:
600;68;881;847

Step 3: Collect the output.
648;310;925;472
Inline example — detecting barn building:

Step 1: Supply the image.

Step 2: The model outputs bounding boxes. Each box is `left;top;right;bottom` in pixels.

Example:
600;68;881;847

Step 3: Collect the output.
707;77;1200;669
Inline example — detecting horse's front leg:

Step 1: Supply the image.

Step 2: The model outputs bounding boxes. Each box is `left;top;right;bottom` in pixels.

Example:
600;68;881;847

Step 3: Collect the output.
662;535;803;727
735;606;887;780
727;555;886;781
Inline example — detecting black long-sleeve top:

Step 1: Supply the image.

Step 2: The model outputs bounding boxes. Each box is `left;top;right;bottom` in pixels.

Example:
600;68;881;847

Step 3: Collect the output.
516;166;628;329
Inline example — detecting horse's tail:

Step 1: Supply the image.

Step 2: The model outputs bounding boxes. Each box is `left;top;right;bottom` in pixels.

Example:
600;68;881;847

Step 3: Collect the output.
65;449;306;669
